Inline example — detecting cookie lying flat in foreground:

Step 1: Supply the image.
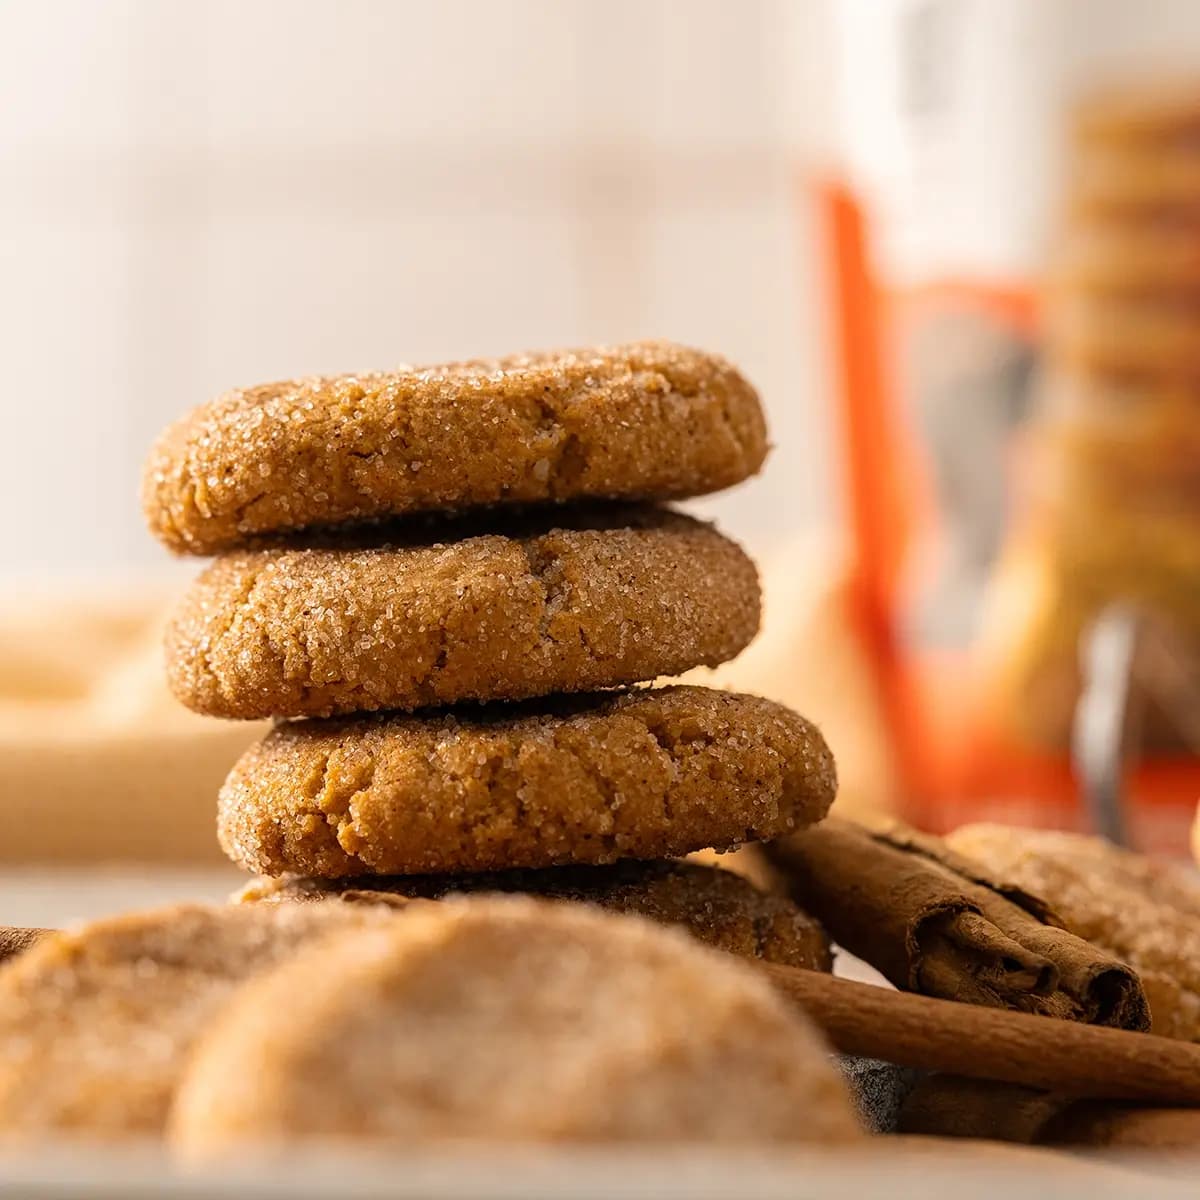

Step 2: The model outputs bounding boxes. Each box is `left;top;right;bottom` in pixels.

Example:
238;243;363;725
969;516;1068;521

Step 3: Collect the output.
170;895;861;1154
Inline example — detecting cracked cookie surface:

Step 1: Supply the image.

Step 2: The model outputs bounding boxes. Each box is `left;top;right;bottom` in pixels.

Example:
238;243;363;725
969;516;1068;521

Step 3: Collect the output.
165;506;760;719
143;341;767;554
218;686;837;877
169;896;861;1153
235;858;832;971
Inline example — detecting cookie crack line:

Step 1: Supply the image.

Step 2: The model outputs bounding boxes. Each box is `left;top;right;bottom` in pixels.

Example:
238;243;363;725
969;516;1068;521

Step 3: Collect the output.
548;733;624;856
518;536;568;645
329;762;379;866
412;583;461;708
299;747;369;871
199;567;261;708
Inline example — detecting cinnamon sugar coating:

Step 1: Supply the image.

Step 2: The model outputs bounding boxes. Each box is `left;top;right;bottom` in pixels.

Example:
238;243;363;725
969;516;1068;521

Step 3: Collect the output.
166;507;760;719
143;341;768;554
947;825;1200;1042
218;686;837;878
0;903;402;1138
234;858;832;972
169;896;861;1153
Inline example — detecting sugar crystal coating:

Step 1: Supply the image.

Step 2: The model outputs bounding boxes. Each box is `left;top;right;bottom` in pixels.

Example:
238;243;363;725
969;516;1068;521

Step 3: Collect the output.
165;505;760;719
169;896;861;1152
218;685;838;877
143;341;768;554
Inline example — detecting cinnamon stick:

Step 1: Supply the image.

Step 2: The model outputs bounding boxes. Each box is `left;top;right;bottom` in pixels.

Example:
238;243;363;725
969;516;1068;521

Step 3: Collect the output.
898;1074;1200;1153
764;964;1200;1105
765;817;1149;1029
0;927;46;963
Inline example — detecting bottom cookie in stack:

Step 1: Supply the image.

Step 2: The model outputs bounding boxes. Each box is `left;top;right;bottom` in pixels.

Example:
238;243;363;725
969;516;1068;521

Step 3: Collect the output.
236;858;832;971
220;684;838;972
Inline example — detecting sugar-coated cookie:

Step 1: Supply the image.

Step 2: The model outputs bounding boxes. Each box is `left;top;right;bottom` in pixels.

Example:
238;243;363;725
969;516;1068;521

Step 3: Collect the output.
166;507;759;719
218;686;837;877
169;896;861;1153
143;341;767;554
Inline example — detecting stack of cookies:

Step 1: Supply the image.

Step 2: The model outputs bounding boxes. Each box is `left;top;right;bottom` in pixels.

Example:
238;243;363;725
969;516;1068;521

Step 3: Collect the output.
980;85;1200;751
143;341;838;970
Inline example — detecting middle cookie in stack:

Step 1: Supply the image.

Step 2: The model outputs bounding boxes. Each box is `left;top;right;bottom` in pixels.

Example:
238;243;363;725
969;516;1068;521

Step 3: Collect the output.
152;341;838;970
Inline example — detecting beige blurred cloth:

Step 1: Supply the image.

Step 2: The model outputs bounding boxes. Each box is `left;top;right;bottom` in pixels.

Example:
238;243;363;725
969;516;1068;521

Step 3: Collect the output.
0;586;265;864
682;536;899;821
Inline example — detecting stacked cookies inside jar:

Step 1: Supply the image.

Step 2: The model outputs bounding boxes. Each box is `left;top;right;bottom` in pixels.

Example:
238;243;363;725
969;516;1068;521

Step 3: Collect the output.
143;341;837;971
981;86;1200;751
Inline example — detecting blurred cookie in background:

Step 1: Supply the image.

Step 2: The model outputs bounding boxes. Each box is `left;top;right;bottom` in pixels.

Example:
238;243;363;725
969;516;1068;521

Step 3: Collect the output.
1052;224;1200;302
979;82;1200;777
1068;81;1200;223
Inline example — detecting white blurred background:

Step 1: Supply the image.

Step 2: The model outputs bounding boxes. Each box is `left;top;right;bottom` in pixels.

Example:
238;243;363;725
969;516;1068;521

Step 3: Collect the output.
0;0;843;578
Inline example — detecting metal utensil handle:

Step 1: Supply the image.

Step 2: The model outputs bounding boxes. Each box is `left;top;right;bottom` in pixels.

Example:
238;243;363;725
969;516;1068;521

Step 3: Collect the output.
1072;605;1137;847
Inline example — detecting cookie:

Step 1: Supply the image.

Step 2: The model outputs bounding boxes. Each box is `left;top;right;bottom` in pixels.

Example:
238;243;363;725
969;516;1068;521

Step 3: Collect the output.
1074;83;1200;148
165;507;760;720
946;825;1200;1042
235;858;832;972
1068;142;1200;222
168;896;861;1153
1037;368;1200;441
218;685;837;878
1027;418;1200;518
1066;79;1200;222
1048;293;1200;374
143;341;768;554
1052;225;1200;301
0;902;401;1138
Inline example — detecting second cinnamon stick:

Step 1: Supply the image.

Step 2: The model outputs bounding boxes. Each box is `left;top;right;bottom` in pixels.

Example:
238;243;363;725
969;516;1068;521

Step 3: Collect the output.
898;1074;1200;1153
765;963;1200;1106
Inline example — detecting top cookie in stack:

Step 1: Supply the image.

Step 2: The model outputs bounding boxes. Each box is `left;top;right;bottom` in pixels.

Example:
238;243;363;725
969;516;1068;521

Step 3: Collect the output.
143;342;838;947
143;340;768;555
